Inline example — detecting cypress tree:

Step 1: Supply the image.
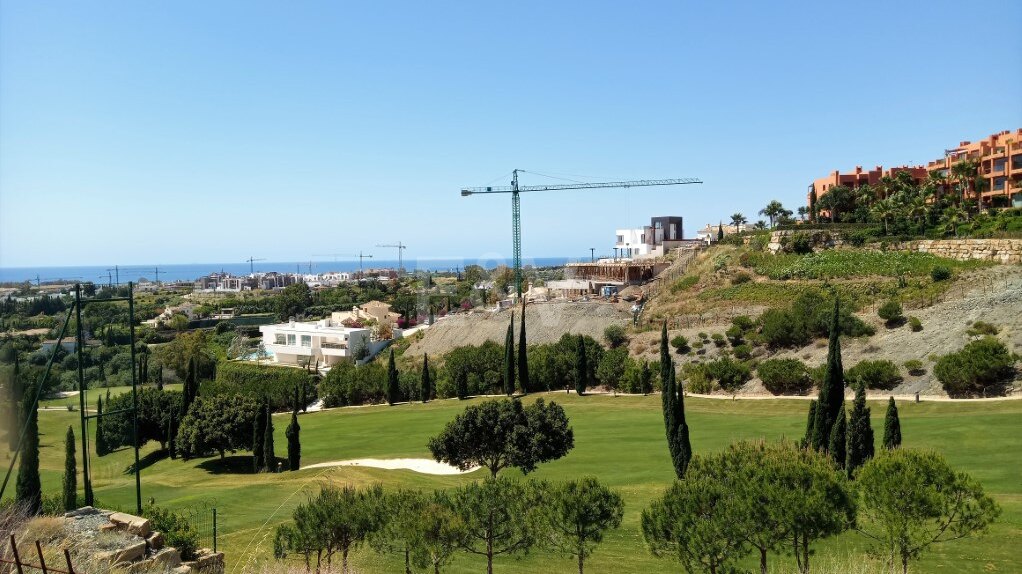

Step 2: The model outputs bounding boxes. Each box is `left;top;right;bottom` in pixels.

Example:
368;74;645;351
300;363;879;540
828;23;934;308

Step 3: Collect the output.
671;366;692;478
420;354;432;402
456;370;468;400
16;383;41;514
63;426;77;511
574;334;588;395
253;402;266;472
828;404;847;468
846;381;874;478
182;356;197;416
883;397;902;450
8;355;23;451
167;413;177;459
659;322;671;389
286;389;301;471
812;298;845;451
518;300;530;395
802;400;817;449
503;313;515;396
95;395;108;456
387;348;400;405
262;406;276;472
717;222;724;241
156;364;164;391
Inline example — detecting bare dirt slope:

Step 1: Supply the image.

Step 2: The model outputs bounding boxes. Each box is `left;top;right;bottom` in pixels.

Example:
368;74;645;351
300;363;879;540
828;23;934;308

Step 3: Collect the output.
404;301;632;357
628;264;1022;396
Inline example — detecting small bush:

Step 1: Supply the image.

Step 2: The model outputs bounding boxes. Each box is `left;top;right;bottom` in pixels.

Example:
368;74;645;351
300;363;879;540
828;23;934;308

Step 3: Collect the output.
732;315;755;332
711;333;727;348
903;359;925;376
683;363;715;394
934;337;1016;397
731;271;752;285
603;325;629;349
877;300;904;326
787;232;813;255
846;360;903;390
908;316;922;332
670;335;690;354
732;344;752;360
967;321;999;337
757;358;812;395
725;325;744;346
697;332;709;341
144;504;200;560
930;265;952;282
703;356;752;392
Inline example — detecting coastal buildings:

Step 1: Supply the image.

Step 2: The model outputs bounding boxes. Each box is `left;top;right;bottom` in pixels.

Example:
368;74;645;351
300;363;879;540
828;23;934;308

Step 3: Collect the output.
330;300;402;328
695;222;746;244
258;316;397;367
808;129;1022;210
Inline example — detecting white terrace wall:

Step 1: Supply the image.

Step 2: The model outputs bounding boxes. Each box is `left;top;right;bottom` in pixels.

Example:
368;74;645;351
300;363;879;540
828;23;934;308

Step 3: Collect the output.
767;230;1022;265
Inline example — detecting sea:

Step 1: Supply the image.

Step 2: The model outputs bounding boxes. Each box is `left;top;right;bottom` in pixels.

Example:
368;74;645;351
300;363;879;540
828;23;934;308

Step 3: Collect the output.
0;257;577;285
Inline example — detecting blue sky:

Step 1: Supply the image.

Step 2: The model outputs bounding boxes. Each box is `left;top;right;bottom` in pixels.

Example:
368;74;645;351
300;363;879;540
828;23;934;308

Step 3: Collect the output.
2;1;1020;267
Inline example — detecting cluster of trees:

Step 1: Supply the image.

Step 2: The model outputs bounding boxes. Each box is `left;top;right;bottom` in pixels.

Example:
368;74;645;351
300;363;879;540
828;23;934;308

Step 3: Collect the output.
934;336;1016;397
275;476;623;574
809;167;1009;237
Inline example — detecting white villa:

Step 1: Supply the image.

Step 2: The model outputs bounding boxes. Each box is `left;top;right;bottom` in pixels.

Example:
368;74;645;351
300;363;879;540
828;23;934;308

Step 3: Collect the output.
259;318;390;367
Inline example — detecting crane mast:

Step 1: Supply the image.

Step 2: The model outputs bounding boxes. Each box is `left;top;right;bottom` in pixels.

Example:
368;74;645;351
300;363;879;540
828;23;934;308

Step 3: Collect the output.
461;169;701;295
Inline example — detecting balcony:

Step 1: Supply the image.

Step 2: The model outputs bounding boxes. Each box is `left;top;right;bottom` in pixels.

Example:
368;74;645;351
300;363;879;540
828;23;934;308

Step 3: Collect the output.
266;343;312;356
321;341;347;350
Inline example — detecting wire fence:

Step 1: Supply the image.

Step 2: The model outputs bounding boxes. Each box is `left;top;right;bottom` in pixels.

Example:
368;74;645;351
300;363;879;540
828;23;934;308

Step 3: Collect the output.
181;500;219;553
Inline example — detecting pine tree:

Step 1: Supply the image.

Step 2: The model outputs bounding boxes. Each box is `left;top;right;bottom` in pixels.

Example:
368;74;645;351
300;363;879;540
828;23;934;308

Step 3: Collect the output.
387;348;400;405
420;354;432;402
285;405;301;471
828;404;847;468
574;334;588;395
518;300;530;395
812;298;845;451
456;370;468;400
846;381;874;478
262;406;276;472
63;426;77;511
670;366;692;478
883;397;902;450
16;382;41;514
95;395;108;456
253;402;266;472
503;314;515;396
802;400;817;449
640;361;653;395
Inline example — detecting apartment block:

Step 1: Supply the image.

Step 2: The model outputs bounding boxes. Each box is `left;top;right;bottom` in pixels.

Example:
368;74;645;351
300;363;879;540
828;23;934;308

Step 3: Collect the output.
925;129;1022;207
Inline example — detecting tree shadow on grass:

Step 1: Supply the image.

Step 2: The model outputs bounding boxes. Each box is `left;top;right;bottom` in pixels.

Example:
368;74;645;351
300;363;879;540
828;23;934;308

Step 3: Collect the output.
123;449;168;475
196;455;258;475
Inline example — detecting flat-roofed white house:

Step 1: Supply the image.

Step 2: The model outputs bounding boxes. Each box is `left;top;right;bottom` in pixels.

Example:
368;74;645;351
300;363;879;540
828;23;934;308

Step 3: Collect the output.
259;318;384;367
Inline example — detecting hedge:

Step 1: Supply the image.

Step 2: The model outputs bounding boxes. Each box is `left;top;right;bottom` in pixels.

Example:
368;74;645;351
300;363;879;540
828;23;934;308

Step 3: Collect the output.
206;361;316;412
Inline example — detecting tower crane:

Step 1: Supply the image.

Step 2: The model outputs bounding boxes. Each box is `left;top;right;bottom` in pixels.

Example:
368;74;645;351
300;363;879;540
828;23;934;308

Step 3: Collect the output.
460;169;702;295
245;257;266;274
376;242;407;276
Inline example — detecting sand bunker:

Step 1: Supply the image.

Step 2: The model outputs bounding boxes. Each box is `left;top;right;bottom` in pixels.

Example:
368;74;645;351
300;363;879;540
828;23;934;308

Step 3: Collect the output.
301;458;479;475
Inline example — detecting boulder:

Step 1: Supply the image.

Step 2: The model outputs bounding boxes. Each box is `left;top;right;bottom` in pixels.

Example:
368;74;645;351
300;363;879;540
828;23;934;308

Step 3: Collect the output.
110;512;152;537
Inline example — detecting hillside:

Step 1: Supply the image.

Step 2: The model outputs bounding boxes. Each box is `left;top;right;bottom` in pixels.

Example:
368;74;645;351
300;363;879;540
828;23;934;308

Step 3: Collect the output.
406;244;1021;397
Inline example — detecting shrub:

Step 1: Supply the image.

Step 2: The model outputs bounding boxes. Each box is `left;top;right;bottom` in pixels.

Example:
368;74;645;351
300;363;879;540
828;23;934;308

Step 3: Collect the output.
144;504;200;560
757;358;812;395
732;344;752;360
759;308;807;349
319;361;388;406
966;321;998;337
671;335;690;354
903;360;925;376
787;232;813;255
710;333;726;348
731;315;755;332
603;325;629;349
934;337;1016;397
725;325;744;346
930;265;952;282
680;363;714;394
670;275;699;293
908;316;923;332
846;360;903;390
877;300;903;326
697;332;709;341
731;271;752;285
703;357;752;392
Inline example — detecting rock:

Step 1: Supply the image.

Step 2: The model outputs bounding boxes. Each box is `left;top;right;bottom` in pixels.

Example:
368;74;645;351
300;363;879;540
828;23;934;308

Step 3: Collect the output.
147;531;165;550
97;540;146;565
109;512;152;537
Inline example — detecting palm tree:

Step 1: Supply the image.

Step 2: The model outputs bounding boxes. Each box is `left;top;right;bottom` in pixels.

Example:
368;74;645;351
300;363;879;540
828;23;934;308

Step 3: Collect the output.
816;185;851;223
796;206;808;221
904;194;928;227
951;159;981;205
753;220;767;230
870;199;898;235
941;205;969;237
730;213;747;227
927;170;949;199
877;175;897;201
759;200;785;228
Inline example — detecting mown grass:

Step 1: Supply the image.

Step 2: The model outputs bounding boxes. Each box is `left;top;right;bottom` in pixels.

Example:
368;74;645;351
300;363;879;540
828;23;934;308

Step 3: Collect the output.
3;393;1020;573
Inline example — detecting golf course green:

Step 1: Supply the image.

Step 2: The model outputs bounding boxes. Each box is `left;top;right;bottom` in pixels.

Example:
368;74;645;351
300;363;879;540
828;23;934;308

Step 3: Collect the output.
8;391;1021;573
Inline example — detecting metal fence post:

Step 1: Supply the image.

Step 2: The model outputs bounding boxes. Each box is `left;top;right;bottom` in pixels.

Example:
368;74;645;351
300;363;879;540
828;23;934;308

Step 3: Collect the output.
212;508;217;553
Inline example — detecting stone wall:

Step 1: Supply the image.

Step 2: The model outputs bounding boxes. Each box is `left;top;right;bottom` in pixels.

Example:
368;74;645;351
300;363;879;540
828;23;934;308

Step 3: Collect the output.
767;230;1022;264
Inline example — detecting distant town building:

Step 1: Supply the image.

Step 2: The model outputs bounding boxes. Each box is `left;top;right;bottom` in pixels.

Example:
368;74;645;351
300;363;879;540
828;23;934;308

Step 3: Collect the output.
330;300;402;328
695;222;745;244
810;165;928;206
